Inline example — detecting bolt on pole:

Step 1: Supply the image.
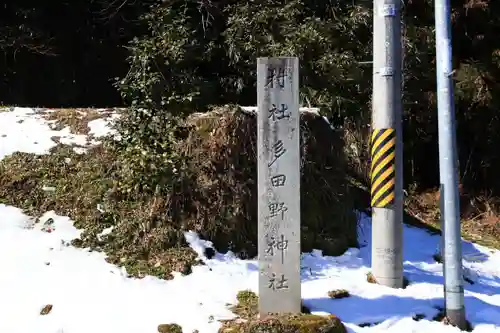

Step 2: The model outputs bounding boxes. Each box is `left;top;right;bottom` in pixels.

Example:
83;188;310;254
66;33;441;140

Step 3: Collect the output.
434;0;467;328
370;0;404;288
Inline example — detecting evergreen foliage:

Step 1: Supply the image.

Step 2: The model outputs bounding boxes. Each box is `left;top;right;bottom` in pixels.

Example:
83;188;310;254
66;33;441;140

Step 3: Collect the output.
2;0;500;193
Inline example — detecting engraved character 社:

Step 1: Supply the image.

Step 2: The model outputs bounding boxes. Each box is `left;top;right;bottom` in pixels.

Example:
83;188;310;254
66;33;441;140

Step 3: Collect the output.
268;273;288;290
268;104;290;121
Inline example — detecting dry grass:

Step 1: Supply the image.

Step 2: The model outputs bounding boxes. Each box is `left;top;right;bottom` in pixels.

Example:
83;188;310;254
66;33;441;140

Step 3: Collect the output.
342;118;370;185
0;143;198;279
0;105;358;280
180;106;358;257
366;272;377;284
405;189;500;249
39;108;115;135
366;272;410;288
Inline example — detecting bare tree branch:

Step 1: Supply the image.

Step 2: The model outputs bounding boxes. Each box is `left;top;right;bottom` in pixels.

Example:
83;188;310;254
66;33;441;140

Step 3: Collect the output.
0;18;56;56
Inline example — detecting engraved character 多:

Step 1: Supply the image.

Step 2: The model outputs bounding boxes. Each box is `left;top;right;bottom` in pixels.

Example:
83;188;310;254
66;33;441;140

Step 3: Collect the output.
268;273;289;290
268;202;288;220
268;103;290;121
268;140;287;167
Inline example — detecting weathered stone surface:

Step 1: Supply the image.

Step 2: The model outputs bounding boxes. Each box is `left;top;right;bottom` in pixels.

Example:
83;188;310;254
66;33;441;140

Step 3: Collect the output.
257;57;301;315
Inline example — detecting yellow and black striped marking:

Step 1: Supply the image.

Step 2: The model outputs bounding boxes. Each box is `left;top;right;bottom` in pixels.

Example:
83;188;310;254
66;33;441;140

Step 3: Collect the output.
370;128;396;208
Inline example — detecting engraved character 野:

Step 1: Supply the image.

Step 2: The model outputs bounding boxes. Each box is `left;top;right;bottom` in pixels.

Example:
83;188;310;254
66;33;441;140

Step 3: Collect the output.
268;202;288;220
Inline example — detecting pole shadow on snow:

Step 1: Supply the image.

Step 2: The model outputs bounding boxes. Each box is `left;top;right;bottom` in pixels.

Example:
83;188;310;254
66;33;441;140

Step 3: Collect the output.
303;294;500;329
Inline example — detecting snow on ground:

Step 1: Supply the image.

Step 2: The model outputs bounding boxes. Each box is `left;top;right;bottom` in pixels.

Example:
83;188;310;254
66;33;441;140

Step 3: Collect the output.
0;107;116;159
0;107;500;333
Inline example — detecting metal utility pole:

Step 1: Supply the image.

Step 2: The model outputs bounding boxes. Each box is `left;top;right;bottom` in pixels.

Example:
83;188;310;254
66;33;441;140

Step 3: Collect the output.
434;0;467;329
371;0;404;288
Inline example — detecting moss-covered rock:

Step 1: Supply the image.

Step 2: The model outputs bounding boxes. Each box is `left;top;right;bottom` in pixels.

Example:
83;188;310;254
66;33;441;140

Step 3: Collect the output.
224;290;345;332
40;304;53;315
218;314;346;333
327;289;350;299
229;290;311;320
158;323;183;333
230;290;259;319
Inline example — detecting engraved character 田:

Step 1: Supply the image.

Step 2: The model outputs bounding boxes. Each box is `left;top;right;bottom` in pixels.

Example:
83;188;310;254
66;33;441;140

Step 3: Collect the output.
270;174;286;187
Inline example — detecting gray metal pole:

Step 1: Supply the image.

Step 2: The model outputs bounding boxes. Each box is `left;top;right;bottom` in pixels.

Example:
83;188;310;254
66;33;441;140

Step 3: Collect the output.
434;0;466;328
371;0;403;288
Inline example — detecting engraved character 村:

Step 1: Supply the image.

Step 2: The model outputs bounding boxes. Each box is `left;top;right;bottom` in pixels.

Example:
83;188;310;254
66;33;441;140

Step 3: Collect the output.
266;67;286;89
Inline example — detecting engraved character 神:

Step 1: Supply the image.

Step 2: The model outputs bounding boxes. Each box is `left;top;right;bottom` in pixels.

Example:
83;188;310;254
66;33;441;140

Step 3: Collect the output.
265;234;288;263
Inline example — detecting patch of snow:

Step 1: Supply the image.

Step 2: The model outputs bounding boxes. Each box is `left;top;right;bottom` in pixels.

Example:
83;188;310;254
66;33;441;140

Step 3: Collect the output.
1;206;500;332
42;186;56;192
88;113;120;138
239;106;334;129
97;226;114;241
0;107;112;160
72;147;89;154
